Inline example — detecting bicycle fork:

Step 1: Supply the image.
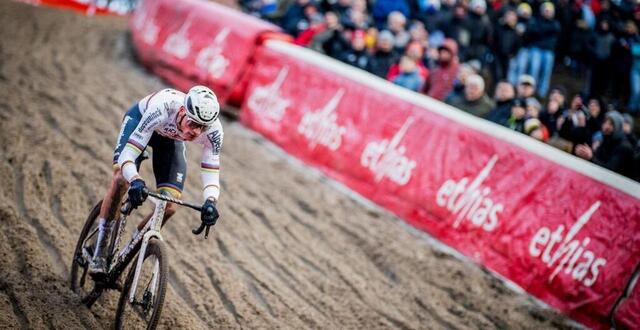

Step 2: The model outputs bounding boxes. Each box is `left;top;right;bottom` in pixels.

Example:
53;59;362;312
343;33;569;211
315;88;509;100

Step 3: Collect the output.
129;197;165;304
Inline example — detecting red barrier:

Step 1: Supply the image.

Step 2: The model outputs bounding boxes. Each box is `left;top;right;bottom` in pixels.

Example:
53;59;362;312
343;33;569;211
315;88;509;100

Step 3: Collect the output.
129;0;281;105
240;41;640;329
15;0;118;15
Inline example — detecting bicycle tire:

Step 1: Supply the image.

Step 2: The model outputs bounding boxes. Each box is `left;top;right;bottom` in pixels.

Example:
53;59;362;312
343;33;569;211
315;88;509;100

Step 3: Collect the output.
69;200;102;299
114;239;168;330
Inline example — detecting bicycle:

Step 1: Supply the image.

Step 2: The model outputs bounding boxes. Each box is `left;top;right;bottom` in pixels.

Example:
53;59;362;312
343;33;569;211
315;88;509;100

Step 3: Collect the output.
70;187;213;329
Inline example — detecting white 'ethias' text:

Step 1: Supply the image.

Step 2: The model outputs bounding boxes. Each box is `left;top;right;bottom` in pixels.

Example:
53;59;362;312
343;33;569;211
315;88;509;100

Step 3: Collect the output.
436;155;504;232
297;89;346;151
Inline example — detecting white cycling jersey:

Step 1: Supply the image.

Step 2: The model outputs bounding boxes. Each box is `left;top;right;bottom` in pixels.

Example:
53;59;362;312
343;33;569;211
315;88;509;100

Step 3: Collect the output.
118;88;223;202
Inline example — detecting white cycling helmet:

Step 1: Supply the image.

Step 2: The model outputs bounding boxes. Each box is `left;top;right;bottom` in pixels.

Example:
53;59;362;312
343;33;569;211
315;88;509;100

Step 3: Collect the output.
184;85;220;126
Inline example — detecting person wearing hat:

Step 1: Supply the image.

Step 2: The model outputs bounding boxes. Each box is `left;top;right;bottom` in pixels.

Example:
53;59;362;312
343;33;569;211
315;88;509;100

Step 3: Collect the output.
466;0;492;63
516;74;536;98
575;111;635;178
527;2;561;97
508;2;533;85
524;118;550;142
506;98;527;132
367;30;400;78
424;38;460;100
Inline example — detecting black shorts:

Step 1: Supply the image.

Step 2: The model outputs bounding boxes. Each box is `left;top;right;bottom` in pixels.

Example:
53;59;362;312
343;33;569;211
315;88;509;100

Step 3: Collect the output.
113;104;186;197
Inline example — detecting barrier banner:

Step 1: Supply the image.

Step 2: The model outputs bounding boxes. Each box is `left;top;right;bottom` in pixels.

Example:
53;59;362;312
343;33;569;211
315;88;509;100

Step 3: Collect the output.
129;0;280;105
16;0;118;15
240;41;640;329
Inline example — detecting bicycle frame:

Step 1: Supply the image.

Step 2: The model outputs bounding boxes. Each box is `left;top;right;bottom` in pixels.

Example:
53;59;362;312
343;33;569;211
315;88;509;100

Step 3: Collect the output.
106;196;167;304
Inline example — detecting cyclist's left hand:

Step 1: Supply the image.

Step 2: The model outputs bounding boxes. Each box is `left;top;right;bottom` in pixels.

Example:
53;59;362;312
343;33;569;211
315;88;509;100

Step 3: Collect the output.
201;199;219;226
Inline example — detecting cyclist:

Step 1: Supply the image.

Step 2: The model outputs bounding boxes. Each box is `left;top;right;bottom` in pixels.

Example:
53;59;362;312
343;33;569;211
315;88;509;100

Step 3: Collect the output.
89;86;223;277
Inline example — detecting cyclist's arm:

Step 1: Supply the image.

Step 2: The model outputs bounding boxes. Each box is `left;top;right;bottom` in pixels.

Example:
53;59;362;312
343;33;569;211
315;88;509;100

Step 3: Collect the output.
118;105;167;182
200;126;224;203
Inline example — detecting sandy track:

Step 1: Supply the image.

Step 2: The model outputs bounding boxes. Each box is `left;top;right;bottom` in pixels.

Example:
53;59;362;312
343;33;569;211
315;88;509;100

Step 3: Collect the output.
0;1;577;329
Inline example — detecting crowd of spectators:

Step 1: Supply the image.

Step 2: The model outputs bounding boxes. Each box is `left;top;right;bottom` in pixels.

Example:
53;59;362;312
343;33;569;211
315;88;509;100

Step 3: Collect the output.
240;0;640;181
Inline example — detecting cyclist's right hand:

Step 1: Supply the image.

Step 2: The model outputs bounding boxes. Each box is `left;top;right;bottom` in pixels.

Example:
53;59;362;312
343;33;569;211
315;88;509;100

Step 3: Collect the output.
128;178;148;209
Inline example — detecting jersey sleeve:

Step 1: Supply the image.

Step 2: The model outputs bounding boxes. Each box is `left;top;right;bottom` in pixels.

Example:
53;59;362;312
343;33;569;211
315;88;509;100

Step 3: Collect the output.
199;123;224;202
118;93;168;182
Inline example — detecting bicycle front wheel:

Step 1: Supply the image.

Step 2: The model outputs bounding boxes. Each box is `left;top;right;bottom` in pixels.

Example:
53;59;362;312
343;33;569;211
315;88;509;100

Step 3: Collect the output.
114;239;168;330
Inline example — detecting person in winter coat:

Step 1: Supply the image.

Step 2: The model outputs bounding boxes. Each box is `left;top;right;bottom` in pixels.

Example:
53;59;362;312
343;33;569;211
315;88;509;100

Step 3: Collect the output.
387;41;429;82
425;38;459;100
392;56;426;91
487;80;515;125
367;30;400;78
587;19;615;98
506;98;527;132
465;0;492;63
446;74;495;118
539;85;567;136
493;9;521;82
575;111;635;178
557;94;592;150
340;30;372;71
372;0;410;29
526;2;561;97
440;2;473;60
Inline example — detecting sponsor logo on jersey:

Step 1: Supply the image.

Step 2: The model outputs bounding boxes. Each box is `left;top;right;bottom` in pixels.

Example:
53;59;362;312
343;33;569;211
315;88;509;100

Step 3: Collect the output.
297;89;346;151
247;67;291;122
196;28;230;80
138;109;162;132
435;155;504;232
360;117;416;185
162;15;193;59
208;131;222;155
114;116;132;151
529;201;606;287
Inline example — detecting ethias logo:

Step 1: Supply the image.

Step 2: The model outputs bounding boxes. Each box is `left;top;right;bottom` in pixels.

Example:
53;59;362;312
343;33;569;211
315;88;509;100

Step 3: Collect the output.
436;155;504;232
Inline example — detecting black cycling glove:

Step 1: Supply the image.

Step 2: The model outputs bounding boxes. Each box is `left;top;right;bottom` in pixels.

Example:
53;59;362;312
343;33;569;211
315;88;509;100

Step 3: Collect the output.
128;179;148;209
201;199;219;226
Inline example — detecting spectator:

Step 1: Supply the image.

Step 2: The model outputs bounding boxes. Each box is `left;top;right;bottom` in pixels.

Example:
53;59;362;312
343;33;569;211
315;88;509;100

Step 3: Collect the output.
611;21;639;103
587;19;615;98
440;2;472;60
341;30;371;70
425;38;459;100
308;11;351;59
623;113;638;146
524;118;550;142
367;30;400;78
509;2;532;85
493;9;521;82
575;111;635;178
487;80;515;125
558;94;591;150
281;0;322;37
506;98;527;132
408;21;429;51
387;41;429;82
372;0;410;29
527;2;561;97
540;85;567;136
384;11;411;50
516;74;536;99
525;97;542;119
392;56;426;91
466;0;492;63
447;74;495;118
296;10;337;47
445;63;475;104
586;98;605;137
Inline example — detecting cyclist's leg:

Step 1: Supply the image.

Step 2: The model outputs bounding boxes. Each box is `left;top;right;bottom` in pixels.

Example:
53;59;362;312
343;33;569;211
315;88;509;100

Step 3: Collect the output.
90;104;143;275
135;136;187;231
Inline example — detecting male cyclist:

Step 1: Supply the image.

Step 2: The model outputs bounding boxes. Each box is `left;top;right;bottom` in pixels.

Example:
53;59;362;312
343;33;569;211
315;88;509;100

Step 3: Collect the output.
89;86;223;277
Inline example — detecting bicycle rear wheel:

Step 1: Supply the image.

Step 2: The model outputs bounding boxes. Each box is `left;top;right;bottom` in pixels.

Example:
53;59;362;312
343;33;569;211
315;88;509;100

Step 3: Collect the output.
114;239;168;330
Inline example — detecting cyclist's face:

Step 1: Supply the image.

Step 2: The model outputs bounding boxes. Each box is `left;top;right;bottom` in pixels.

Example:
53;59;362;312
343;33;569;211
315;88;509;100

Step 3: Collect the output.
178;108;208;141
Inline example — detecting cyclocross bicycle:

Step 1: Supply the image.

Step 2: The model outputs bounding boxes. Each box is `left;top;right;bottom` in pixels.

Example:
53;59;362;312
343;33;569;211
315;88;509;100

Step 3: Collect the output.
70;188;213;329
